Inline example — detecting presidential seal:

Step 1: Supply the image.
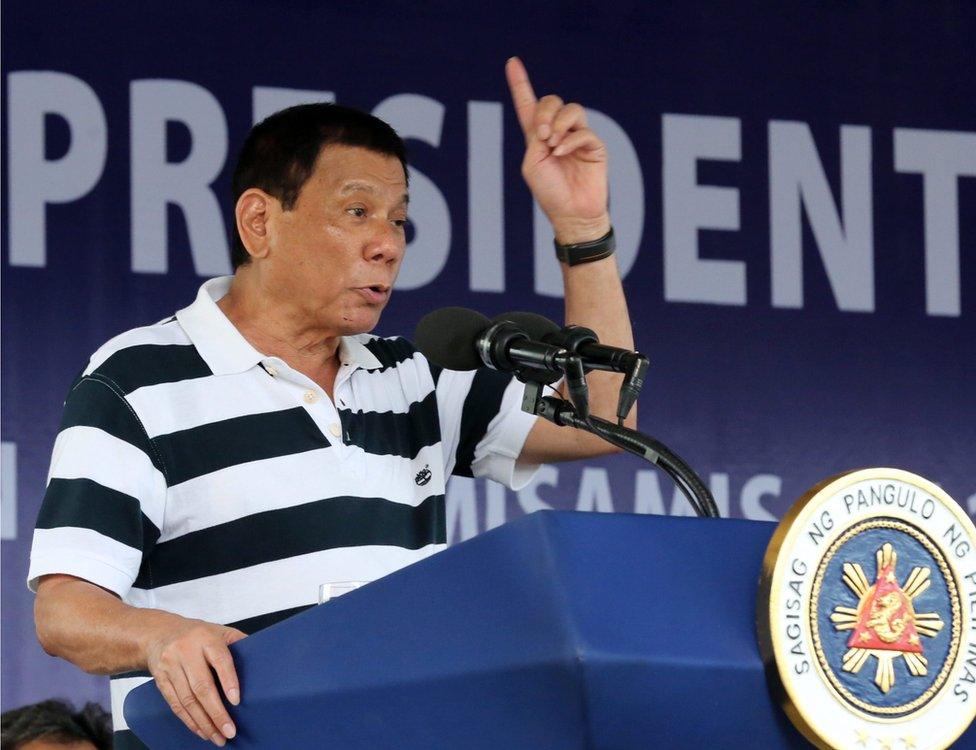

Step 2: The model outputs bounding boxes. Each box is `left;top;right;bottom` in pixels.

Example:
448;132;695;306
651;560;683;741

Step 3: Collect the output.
757;468;976;750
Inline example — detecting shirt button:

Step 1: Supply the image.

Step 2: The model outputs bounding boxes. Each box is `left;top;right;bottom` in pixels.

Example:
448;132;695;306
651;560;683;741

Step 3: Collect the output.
329;423;342;437
303;390;319;404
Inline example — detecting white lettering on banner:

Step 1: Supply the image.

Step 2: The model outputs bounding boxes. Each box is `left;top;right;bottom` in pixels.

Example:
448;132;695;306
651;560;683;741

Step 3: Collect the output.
446;476;479;545
576;467;614;512
5;72;971;316
709;472;732;518
130;80;231;276
446;477;520;544
633;469;683;515
468;101;506;292
894;128;976;317
741;473;781;521
769;122;874;312
485;480;507;531
517;464;558;513
8;72;107;268
633;470;732;517
447;469;878;543
252;87;336;124
372;94;451;290
447;472;976;544
662;114;746;305
446;477;514;544
1;442;17;541
534;108;644;296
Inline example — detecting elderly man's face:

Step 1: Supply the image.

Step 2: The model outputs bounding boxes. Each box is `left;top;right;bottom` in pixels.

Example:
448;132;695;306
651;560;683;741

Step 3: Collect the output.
267;144;408;336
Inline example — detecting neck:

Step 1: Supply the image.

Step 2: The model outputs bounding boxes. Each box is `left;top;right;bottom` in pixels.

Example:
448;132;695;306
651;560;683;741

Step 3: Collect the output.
217;269;342;393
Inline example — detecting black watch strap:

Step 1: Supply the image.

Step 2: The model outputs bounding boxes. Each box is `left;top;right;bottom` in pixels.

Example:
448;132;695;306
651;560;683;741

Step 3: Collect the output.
554;227;616;266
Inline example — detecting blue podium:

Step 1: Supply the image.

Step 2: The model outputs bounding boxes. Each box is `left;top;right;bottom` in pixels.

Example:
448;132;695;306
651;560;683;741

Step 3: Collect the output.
124;511;975;748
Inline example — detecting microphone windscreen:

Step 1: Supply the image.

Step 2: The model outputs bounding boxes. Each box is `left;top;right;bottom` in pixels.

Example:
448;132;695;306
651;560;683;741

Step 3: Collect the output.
413;307;491;370
491;311;560;340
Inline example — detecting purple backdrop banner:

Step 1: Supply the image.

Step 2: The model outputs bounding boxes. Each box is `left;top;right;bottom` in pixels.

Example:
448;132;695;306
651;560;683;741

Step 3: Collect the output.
3;0;974;712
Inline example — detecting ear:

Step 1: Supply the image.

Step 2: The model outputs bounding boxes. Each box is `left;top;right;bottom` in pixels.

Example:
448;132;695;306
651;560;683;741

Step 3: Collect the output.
235;189;275;260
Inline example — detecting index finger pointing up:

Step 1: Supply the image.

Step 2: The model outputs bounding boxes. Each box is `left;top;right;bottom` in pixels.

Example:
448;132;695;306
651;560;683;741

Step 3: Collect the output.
505;56;538;137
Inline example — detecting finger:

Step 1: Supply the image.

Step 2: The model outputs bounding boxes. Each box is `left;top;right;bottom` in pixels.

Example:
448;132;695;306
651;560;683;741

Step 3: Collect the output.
156;674;209;742
184;659;236;742
547;103;587;148
172;667;224;746
533;94;564;142
205;641;241;707
224;627;248;645
505;56;537;137
552;128;606;159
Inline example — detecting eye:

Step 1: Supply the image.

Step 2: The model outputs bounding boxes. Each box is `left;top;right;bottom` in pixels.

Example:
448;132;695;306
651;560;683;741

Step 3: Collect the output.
392;217;409;229
347;206;367;218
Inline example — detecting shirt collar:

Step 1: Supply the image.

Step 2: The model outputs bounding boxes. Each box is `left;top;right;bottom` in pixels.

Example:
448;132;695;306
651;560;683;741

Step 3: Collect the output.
339;336;383;371
177;276;383;375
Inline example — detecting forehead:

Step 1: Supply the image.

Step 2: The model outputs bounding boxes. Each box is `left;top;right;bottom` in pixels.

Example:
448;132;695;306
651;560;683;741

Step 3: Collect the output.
306;144;407;196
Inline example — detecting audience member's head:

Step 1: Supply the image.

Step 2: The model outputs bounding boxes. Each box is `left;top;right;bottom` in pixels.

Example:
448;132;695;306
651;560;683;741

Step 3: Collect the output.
1;699;112;750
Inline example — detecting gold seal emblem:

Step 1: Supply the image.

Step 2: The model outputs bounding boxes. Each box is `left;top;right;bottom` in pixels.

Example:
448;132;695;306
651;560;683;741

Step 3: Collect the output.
829;541;945;693
757;469;976;750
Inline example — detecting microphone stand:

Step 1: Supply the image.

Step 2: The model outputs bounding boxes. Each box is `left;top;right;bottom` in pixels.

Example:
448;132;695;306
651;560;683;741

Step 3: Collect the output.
520;381;720;518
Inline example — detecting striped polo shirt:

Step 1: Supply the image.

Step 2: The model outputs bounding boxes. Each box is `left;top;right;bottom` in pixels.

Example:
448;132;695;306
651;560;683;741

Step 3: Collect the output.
28;276;539;748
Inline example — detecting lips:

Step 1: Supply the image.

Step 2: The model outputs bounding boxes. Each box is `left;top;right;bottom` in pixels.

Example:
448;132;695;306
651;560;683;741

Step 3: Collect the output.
355;285;390;304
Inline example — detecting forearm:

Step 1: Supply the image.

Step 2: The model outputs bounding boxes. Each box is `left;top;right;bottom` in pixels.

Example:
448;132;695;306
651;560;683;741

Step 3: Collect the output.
36;575;246;745
556;216;637;430
35;575;182;675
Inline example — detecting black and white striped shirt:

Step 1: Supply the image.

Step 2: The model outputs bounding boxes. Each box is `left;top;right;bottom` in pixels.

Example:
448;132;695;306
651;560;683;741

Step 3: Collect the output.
28;276;539;747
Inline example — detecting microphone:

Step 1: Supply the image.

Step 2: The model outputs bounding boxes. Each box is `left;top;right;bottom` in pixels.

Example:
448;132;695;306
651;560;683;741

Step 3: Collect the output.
413;307;567;384
414;309;712;516
491;311;641;374
491;311;648;421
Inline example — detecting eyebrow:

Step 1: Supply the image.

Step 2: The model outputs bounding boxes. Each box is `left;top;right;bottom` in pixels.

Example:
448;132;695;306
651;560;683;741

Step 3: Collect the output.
340;182;409;205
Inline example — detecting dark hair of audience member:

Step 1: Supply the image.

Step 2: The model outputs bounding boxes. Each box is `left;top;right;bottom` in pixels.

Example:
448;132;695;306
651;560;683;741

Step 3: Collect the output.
1;699;112;749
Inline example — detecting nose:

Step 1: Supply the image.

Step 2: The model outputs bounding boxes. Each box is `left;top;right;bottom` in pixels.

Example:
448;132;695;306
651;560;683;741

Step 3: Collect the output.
365;219;405;265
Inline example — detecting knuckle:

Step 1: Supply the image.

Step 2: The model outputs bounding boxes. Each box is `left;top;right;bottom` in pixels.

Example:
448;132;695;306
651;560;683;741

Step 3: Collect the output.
178;693;199;709
206;648;232;665
190;679;214;696
158;646;177;663
189;624;212;640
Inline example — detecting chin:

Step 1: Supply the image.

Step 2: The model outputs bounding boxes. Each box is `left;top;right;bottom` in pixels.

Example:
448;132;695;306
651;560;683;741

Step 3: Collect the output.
338;311;383;336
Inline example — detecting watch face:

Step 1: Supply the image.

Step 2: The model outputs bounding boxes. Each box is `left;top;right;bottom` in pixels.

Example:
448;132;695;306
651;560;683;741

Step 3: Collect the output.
757;468;976;750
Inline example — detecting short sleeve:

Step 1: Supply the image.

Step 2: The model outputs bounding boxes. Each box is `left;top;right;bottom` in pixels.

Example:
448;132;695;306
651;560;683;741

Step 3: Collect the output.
27;376;166;596
434;367;540;491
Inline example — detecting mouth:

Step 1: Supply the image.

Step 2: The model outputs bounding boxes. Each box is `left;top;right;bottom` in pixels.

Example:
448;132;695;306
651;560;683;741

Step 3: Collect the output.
355;284;390;304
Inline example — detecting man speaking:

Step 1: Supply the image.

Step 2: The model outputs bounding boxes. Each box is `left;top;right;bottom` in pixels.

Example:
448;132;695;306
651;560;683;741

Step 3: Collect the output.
28;59;635;748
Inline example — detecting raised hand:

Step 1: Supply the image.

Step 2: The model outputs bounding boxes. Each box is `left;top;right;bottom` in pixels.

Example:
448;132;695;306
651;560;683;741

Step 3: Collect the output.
505;56;610;244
